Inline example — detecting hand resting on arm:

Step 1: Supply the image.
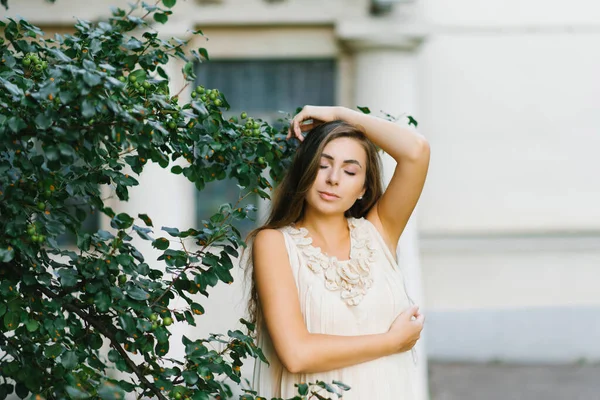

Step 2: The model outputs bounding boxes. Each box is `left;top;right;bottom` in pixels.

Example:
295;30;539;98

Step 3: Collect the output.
252;229;424;374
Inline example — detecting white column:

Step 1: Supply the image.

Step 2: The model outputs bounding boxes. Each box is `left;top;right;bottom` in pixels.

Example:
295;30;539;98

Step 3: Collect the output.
103;42;197;368
353;48;430;400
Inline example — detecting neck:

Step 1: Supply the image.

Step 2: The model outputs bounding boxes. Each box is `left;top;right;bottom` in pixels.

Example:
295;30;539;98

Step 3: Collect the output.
296;209;349;245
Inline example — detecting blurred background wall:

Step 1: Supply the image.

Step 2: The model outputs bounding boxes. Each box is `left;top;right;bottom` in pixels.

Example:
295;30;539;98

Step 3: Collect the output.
5;0;599;398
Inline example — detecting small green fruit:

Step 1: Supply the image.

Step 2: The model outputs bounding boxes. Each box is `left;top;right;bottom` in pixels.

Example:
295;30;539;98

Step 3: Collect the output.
240;112;247;119
208;93;216;101
200;95;207;101
23;58;31;67
214;99;222;107
35;64;43;72
118;76;126;82
257;157;266;165
253;122;260;129
162;317;173;326
191;91;197;98
253;128;260;136
129;75;137;82
168;121;177;129
149;313;158;322
195;86;205;94
37;202;46;211
118;275;127;284
143;81;151;89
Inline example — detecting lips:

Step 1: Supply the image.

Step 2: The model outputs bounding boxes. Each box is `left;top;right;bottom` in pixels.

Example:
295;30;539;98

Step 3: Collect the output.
318;191;339;198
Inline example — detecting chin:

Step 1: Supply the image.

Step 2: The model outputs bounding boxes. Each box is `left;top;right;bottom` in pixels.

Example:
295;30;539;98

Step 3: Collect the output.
306;195;350;216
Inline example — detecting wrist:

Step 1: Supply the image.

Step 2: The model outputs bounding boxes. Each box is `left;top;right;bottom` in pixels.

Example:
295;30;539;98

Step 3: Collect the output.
380;332;399;355
335;106;355;122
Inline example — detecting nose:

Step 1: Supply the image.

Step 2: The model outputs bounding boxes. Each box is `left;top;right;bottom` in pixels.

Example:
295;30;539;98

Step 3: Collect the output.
326;168;340;186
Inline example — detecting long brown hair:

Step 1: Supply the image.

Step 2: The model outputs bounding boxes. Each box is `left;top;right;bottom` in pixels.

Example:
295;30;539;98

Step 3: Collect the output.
243;120;384;329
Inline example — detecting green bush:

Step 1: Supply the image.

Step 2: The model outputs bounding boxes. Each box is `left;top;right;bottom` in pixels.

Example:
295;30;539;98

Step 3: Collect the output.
0;1;336;399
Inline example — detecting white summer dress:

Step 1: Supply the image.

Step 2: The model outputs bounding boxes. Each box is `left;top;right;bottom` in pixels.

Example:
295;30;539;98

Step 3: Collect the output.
252;217;418;400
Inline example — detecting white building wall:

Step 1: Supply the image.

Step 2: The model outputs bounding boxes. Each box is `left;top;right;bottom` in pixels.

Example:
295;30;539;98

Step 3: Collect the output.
416;0;600;362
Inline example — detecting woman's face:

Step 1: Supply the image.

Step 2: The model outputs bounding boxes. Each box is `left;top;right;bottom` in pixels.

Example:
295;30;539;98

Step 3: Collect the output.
305;137;367;215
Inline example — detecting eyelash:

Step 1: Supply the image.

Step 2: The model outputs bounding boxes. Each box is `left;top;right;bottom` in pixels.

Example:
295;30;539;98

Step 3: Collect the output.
319;165;356;176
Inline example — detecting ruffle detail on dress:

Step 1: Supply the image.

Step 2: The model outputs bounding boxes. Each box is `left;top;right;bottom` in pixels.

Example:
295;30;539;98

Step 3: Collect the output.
284;218;375;306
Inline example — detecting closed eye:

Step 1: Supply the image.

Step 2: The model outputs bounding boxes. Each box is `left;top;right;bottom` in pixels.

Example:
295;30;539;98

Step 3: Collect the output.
319;165;356;176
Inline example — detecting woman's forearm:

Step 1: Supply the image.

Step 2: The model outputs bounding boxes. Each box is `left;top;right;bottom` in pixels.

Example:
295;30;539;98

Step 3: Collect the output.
286;331;396;374
337;107;428;162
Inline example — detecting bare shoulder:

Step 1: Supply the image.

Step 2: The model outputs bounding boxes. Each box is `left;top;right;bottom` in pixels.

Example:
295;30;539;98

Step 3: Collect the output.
252;228;289;270
253;228;285;255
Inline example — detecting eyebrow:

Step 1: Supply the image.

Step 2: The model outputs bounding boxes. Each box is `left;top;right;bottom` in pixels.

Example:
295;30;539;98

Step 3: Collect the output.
321;153;362;168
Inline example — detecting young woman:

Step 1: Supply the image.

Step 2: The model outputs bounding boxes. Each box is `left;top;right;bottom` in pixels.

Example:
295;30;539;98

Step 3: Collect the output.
246;105;430;399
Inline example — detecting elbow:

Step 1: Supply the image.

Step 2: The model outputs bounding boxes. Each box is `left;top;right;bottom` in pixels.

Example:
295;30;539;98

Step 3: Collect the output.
279;340;311;374
281;350;308;374
407;136;430;163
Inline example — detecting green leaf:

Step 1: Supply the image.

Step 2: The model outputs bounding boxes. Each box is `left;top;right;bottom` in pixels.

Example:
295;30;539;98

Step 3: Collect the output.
48;47;71;62
161;226;180;237
111;213;134;230
45;145;60;161
152;237;169;250
132;225;153;241
332;380;352;391
357;106;371;114
199;48;209;61
58;143;75;158
138;213;153;227
182;370;198;385
129;69;147;83
83;72;102;87
44;343;63;359
162;0;176;8
0;77;23;97
61;351;78;370
0;246;15;262
214;266;233;284
15;382;28;399
57;268;78;288
94;292;111;312
7;116;26;133
82;99;96;118
407;115;418;127
3;312;19;331
296;383;309;395
34;113;52;129
97;381;125;400
118;314;135;333
26;320;39;332
153;13;168;24
65;386;90;400
126;286;150;301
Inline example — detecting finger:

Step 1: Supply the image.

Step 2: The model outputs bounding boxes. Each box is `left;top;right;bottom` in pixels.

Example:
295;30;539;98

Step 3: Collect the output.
407;305;419;315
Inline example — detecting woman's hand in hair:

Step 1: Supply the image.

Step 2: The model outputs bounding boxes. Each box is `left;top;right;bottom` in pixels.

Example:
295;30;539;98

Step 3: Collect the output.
287;105;345;141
